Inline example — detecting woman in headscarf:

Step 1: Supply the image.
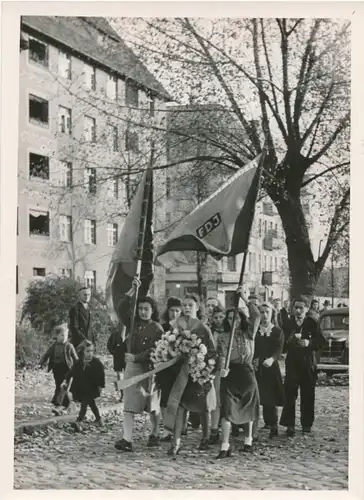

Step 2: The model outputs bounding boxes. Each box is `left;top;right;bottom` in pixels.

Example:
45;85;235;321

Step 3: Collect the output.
216;288;260;458
253;302;285;438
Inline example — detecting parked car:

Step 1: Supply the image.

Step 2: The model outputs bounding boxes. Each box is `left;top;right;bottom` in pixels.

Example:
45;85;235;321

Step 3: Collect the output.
317;307;349;373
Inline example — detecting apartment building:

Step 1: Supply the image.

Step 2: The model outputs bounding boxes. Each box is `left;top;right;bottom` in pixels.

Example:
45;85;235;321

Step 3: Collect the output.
17;16;170;303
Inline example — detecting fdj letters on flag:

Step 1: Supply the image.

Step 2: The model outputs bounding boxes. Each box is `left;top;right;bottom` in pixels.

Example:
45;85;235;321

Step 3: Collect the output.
156;155;261;267
106;168;154;321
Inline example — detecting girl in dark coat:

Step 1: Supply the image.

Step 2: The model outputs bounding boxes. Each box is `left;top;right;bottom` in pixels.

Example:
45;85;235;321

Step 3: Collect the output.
63;340;105;426
114;278;163;452
253;302;285;438
217;289;260;459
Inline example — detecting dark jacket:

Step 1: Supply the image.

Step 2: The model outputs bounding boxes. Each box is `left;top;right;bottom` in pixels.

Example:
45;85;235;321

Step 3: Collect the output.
40;341;78;372
285;317;326;373
69;301;93;347
65;357;105;402
254;325;285;406
107;326;126;372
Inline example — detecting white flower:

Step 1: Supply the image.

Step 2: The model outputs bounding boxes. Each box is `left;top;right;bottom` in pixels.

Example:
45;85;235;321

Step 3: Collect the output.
196;353;204;361
199;344;207;355
168;334;176;342
208;359;216;367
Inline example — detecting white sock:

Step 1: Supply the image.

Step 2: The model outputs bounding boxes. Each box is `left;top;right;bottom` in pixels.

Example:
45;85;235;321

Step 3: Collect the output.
221;442;230;451
175;437;181;447
244;436;253;446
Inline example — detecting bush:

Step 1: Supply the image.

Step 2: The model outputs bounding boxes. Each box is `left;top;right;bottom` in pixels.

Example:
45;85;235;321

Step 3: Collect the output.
20;276;118;356
16;322;49;369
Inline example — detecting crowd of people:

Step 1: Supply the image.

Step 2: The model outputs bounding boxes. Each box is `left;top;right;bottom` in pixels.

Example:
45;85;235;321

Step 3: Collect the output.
39;282;327;459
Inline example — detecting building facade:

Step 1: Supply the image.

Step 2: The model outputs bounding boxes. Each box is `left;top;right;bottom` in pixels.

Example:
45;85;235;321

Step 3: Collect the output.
17;16;169;304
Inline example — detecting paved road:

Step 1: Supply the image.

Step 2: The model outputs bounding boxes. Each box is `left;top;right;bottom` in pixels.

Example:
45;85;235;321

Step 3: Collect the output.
14;386;348;490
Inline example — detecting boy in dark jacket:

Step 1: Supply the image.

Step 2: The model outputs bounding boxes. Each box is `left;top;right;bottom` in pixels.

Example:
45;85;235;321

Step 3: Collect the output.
63;341;105;426
39;324;78;414
280;296;326;436
69;287;94;351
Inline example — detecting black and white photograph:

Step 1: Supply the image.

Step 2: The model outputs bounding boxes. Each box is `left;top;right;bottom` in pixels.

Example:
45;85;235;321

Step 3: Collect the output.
1;1;363;493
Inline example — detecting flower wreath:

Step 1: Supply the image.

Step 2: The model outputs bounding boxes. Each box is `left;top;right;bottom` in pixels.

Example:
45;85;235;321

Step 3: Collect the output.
151;324;216;386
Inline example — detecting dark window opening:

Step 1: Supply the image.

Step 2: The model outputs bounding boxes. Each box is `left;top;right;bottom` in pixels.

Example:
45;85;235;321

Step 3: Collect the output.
125;81;139;107
125;130;139;153
29;94;48;125
29;210;49;237
29;38;48;66
227;256;236;272
149;97;155;117
29;152;49;180
33;267;46;277
86;168;97;195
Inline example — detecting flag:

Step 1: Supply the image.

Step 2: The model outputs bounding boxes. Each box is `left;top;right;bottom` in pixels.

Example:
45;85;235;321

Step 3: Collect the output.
156;155;262;267
106;167;154;322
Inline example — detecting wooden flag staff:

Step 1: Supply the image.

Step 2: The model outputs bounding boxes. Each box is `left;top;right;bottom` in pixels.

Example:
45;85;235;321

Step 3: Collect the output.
127;147;155;353
224;148;266;370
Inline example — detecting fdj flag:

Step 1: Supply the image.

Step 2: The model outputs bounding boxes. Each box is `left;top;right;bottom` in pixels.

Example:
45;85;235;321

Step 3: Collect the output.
156;155;262;267
106;167;154;321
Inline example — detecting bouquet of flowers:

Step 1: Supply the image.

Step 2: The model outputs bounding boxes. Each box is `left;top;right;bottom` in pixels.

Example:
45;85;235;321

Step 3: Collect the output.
151;326;216;386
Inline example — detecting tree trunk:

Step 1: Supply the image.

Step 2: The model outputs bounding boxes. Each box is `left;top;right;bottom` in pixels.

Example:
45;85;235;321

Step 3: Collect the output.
276;194;318;300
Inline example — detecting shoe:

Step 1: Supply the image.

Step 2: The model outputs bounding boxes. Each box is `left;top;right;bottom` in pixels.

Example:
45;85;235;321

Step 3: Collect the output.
160;433;172;442
269;426;278;438
115;438;133;452
263;423;270;429
208;431;220;445
231;425;239;437
52;407;63;416
240;444;253;453
119;390;124;403
71;421;82;433
167;443;182;456
302;427;311;434
95;419;103;427
286;427;295;437
182;427;188;436
147;434;160;448
216;446;232;459
198;438;209;450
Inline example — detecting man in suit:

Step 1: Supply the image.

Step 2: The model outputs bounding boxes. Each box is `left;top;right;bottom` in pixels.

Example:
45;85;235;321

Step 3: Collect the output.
69;287;94;350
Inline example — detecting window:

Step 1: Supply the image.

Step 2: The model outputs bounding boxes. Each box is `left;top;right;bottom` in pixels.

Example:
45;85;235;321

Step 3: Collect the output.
264;254;267;271
59;268;72;278
227;256;236;272
59;161;73;188
33;267;46;277
275;256;278;271
29;152;49;180
29;209;49;237
107;124;118;151
264;220;268;235
258;253;262;273
28;37;48;67
58;51;71;79
84;219;96;244
59;106;72;135
84;167;97;195
84;63;96;90
106;75;117;100
125;80;139;107
59;215;72;242
274;223;278;238
112;178;119;199
107;223;118;246
125;130;139;153
84;116;96;142
269;221;273;233
149;97;155;117
258;219;262;238
29;94;48;125
84;270;96;289
166;177;171;199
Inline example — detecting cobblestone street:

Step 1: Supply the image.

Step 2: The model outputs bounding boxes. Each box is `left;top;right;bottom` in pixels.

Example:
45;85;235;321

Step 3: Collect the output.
14;385;348;490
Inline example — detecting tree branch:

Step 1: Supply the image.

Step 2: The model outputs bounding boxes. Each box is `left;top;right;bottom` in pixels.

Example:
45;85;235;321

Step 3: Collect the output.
260;19;280;115
308;112;350;164
302;161;349;187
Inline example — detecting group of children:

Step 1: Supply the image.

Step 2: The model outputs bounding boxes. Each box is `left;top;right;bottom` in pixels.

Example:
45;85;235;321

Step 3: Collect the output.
40;280;325;459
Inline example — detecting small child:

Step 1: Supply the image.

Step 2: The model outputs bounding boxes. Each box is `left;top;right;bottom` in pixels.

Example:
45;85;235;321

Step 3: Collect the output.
39;323;78;415
62;341;105;427
208;305;227;444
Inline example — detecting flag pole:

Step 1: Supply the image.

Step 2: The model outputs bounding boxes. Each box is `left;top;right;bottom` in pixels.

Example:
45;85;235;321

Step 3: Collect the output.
224;148;266;370
127;147;154;352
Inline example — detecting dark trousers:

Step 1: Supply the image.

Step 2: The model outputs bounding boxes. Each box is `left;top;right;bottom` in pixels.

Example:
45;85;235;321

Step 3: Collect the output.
52;364;70;407
263;406;278;426
280;369;316;428
77;398;101;421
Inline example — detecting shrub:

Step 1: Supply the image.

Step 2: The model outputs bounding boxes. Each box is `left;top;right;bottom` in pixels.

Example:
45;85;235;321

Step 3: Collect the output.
20;276;118;355
15;322;49;369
